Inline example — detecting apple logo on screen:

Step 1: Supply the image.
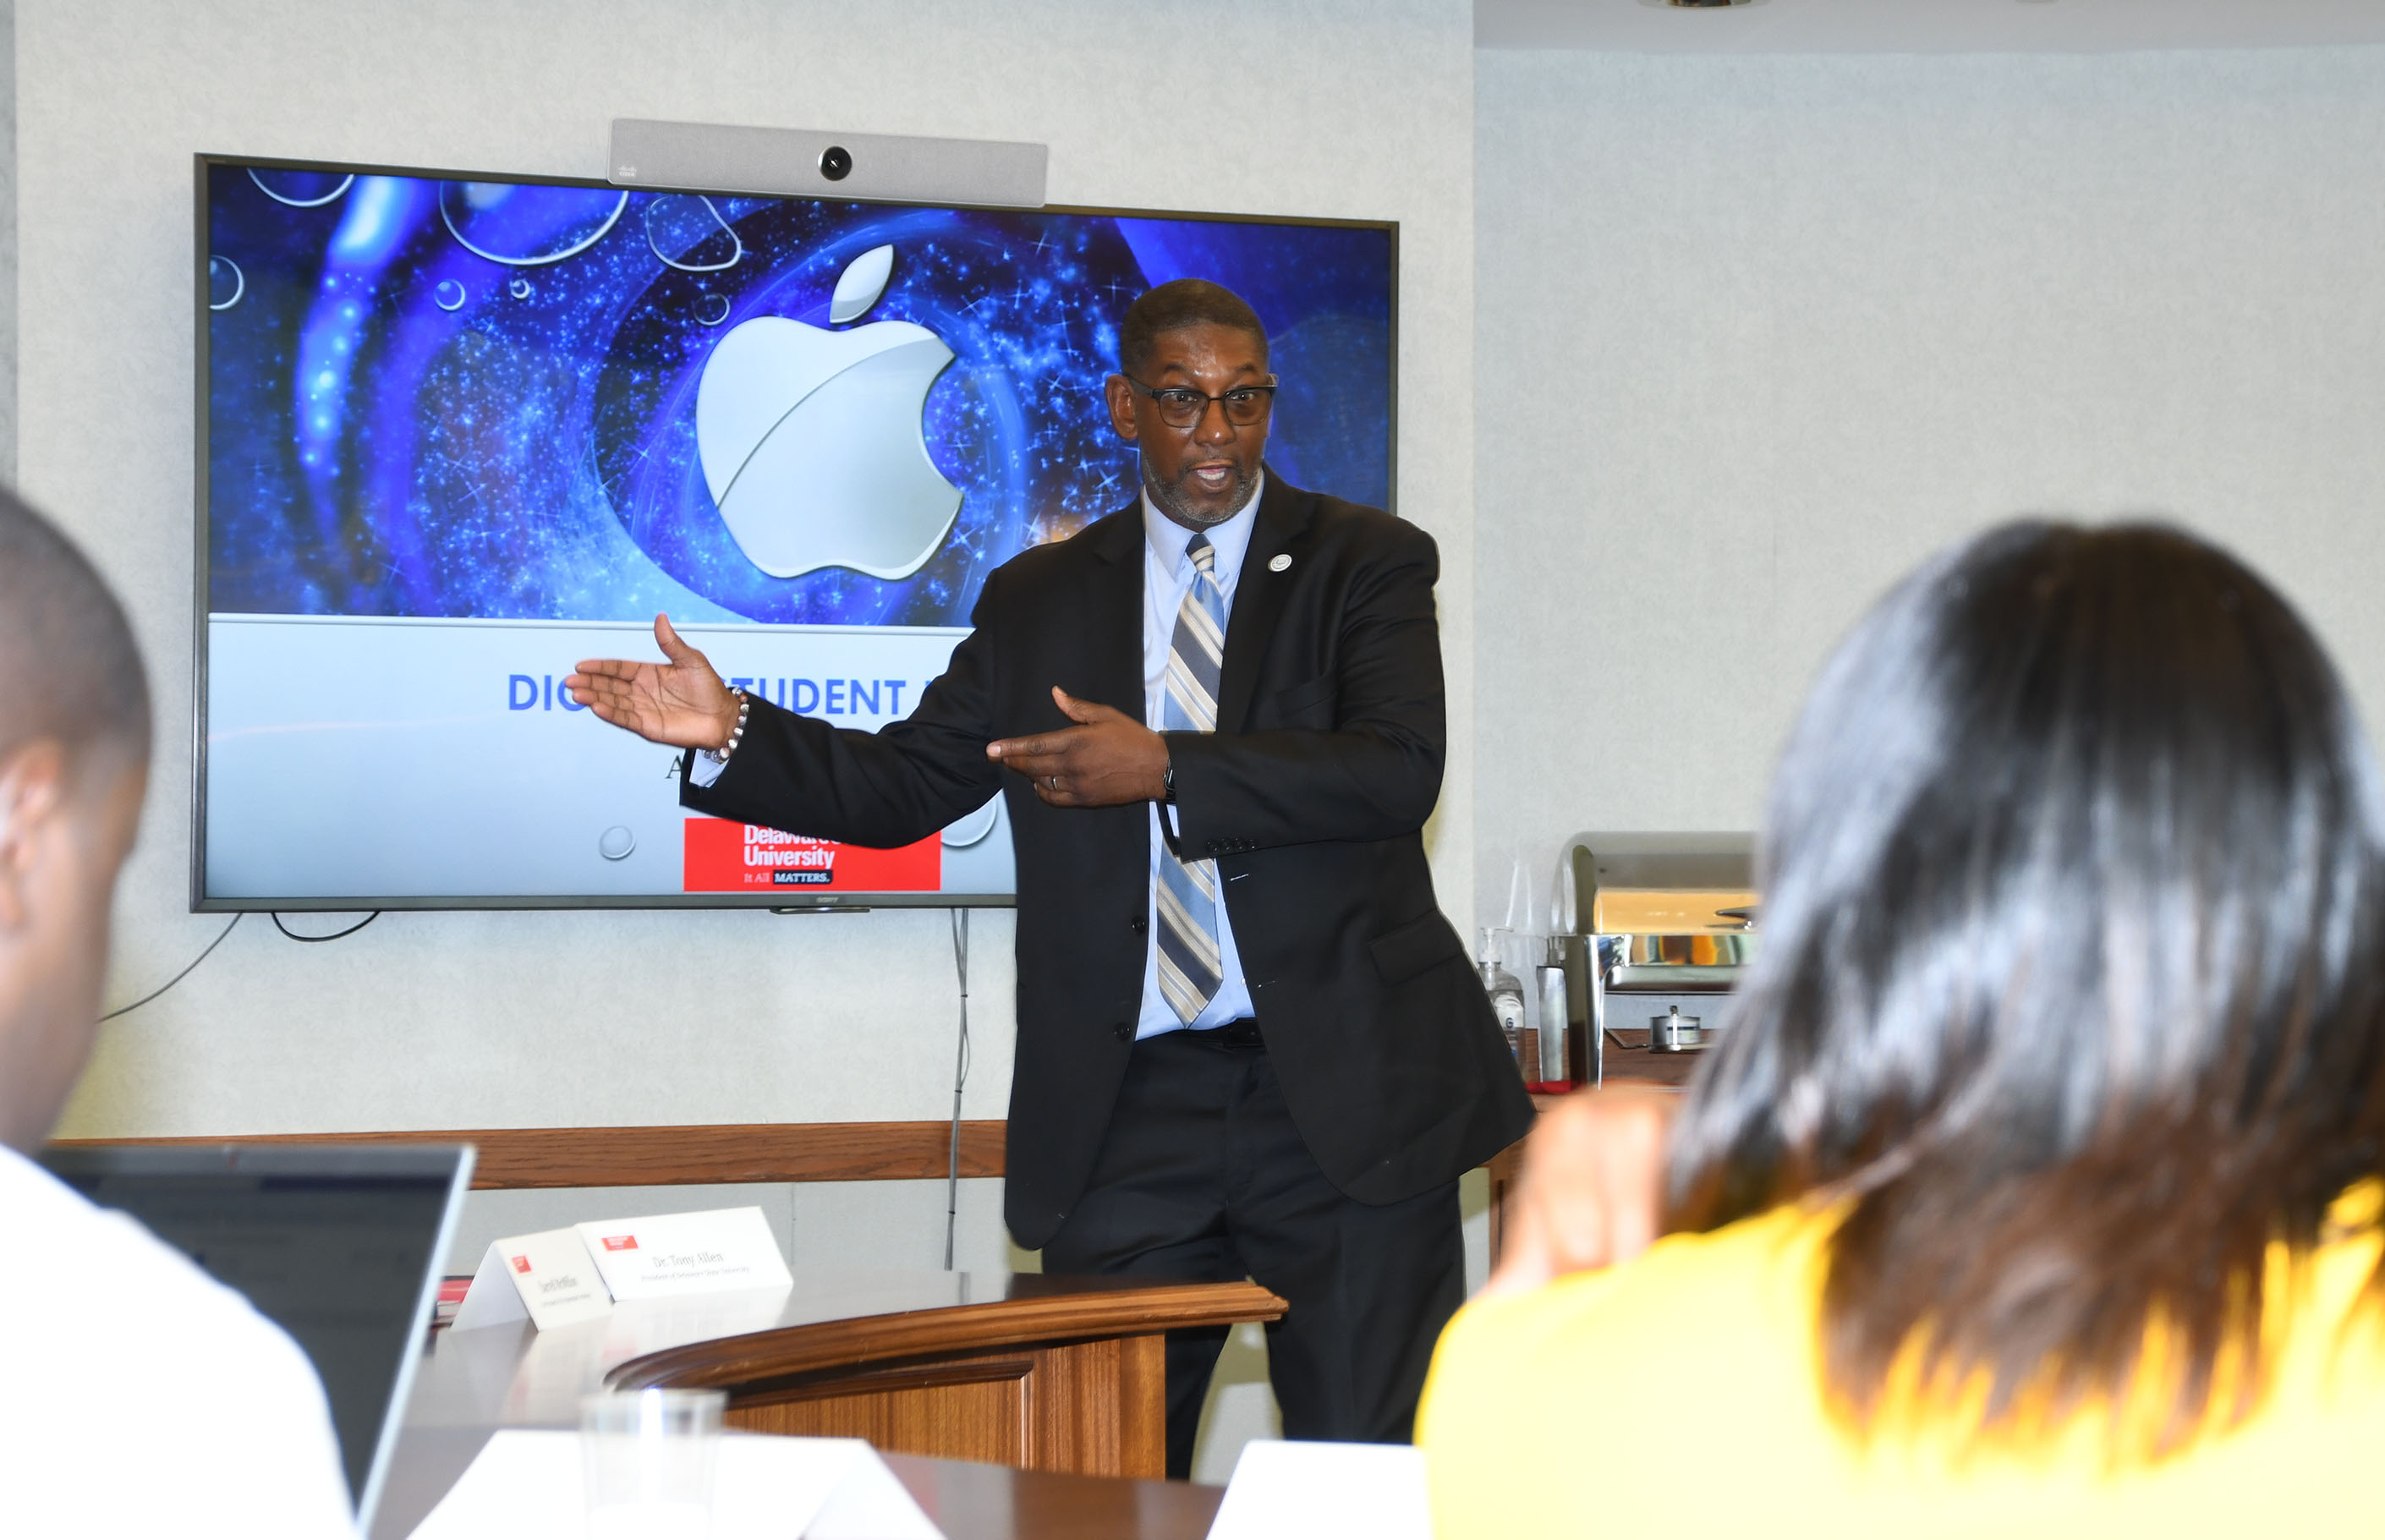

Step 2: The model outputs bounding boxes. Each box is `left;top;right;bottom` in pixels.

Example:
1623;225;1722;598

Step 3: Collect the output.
694;244;962;579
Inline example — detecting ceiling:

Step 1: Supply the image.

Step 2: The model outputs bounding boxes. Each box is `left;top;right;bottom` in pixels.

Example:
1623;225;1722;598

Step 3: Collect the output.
1477;0;2385;54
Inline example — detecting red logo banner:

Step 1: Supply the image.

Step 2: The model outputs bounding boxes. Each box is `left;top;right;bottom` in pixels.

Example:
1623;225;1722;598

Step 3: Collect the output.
682;819;940;893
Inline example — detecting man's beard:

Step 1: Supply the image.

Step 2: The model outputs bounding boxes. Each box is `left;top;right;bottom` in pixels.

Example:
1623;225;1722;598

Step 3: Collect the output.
1142;454;1258;529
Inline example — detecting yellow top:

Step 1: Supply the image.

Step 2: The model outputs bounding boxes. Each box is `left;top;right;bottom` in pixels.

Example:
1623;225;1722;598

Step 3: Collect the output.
1418;1195;2385;1537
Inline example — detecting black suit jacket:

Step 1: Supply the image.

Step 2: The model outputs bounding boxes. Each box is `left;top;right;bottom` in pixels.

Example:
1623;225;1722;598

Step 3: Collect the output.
683;474;1532;1248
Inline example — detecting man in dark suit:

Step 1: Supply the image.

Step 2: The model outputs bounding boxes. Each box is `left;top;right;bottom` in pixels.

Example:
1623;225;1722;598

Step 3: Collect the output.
568;280;1531;1475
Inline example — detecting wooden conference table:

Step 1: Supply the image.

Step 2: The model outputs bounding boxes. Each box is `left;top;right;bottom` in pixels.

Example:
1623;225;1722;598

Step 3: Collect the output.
98;1055;1703;1533
383;1440;1227;1540
373;1266;1283;1539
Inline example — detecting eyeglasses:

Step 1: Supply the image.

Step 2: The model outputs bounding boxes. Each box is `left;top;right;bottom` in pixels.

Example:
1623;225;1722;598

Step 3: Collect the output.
1121;375;1278;430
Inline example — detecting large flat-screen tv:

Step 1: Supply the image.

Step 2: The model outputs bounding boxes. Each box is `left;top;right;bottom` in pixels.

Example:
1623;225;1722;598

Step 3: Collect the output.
195;155;1397;910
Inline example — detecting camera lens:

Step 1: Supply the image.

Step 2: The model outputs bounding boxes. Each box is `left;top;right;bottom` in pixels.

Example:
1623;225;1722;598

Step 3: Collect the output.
819;145;853;182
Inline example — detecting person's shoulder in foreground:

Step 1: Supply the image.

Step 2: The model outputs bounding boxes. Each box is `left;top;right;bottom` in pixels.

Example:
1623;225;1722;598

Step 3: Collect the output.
1421;1192;2385;1538
0;489;354;1537
1423;520;2385;1538
0;1146;357;1534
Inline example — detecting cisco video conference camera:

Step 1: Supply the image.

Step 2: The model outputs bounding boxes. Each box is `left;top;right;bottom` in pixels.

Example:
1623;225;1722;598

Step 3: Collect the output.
609;118;1047;207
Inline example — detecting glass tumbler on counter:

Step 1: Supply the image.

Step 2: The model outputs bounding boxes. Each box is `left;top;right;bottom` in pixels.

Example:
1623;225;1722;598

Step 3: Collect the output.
581;1387;726;1539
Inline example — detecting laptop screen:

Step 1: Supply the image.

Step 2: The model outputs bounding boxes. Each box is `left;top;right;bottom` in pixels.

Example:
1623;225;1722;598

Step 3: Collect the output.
39;1143;474;1528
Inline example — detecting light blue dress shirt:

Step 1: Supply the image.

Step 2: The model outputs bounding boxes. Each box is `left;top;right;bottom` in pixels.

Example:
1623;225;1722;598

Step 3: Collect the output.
1134;474;1262;1039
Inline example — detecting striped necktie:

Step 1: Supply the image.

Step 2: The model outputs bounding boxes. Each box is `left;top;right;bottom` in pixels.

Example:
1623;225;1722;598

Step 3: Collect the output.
1156;533;1227;1025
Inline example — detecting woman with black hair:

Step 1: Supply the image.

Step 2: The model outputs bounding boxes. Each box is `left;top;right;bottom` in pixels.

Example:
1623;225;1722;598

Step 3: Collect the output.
1420;521;2385;1535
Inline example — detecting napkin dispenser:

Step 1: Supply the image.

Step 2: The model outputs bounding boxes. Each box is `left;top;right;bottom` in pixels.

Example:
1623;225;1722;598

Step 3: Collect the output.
1551;832;1757;1085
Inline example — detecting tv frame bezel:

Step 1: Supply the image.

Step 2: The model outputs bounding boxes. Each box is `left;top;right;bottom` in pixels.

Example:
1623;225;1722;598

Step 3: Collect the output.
190;151;1401;913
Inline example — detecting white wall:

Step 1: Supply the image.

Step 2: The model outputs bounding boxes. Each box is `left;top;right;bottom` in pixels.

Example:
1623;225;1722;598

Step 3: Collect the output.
15;0;1479;1142
1474;45;2385;926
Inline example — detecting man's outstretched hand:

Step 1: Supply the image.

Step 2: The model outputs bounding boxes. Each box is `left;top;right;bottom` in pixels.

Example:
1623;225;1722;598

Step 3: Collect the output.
988;688;1168;807
566;615;741;750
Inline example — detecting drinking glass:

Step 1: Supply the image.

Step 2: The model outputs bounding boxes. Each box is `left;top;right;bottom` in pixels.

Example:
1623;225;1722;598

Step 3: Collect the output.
579;1387;726;1539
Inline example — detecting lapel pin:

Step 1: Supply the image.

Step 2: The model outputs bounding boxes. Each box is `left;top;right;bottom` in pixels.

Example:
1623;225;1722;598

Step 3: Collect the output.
1269;553;1292;573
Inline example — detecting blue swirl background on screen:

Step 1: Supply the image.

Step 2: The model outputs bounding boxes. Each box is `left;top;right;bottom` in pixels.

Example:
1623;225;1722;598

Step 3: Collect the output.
205;166;1394;626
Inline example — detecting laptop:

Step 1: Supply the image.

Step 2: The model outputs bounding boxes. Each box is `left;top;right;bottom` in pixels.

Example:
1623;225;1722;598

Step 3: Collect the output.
39;1143;474;1533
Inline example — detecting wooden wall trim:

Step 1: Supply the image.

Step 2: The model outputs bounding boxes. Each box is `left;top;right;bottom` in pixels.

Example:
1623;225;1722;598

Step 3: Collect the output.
47;1119;1007;1188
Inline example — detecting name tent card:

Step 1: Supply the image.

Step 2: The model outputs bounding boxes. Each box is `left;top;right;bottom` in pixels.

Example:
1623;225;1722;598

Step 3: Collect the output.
576;1206;795;1302
411;1429;946;1540
1206;1440;1431;1540
451;1226;612;1332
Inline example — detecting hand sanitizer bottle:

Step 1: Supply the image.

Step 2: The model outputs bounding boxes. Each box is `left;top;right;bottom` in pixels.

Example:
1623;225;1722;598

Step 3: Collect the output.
1479;927;1527;1071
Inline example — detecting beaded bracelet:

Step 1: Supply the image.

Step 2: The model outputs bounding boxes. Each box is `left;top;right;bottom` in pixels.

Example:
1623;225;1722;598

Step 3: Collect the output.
703;688;751;765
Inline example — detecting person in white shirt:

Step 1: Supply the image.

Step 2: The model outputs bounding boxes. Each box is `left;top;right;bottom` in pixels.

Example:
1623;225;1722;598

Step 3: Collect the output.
0;490;355;1536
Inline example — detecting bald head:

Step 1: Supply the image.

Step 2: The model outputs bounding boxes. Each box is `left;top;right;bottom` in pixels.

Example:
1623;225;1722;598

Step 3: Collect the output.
0;490;150;776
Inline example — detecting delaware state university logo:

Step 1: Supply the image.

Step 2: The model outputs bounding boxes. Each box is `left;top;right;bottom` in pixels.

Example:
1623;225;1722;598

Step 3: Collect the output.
694;244;962;580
